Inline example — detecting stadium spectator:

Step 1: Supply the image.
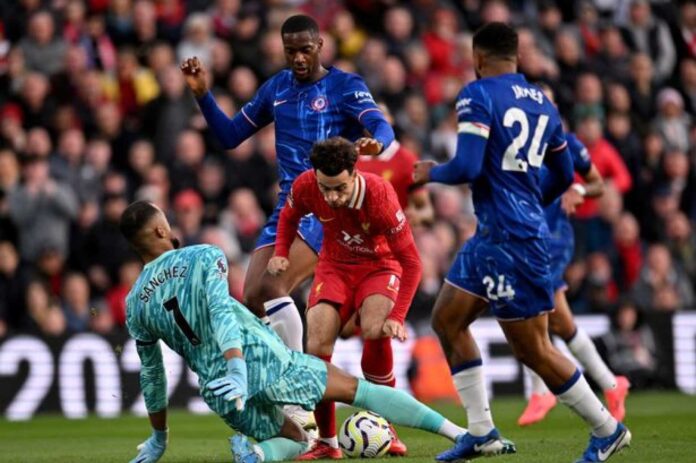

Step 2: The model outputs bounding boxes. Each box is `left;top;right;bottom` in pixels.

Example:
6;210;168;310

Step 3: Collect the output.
612;212;644;291
176;13;213;67
173;188;204;246
600;299;658;388
620;0;676;83
169;129;206;194
141;64;195;163
653;88;691;152
0;241;30;332
105;258;141;328
19;10;67;76
633;244;694;312
9;154;78;262
25;280;65;336
665;211;696;287
62;271;111;333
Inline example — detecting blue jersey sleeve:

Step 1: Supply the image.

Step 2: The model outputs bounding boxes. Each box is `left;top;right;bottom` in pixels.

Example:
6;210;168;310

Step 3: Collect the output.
566;133;592;176
340;73;394;150
430;83;492;184
202;246;243;353
196;78;274;149
540;119;574;204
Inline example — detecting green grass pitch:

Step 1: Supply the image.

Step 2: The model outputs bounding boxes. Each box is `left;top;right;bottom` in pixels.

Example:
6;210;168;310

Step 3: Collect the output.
2;391;695;462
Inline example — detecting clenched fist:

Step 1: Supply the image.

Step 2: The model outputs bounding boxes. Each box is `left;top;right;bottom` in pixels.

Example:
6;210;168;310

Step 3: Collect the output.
267;256;290;276
180;57;210;98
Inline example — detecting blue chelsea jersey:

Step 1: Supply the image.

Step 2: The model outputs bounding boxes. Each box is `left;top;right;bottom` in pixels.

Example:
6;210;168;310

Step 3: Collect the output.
456;73;568;240
239;66;386;202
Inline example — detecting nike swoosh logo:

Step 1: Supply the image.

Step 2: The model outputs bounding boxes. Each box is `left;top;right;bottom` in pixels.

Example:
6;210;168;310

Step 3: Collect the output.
318;217;335;223
473;443;486;453
597;429;627;461
273;99;288;107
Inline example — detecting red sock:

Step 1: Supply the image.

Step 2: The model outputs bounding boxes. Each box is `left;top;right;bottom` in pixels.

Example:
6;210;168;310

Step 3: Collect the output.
315;354;337;439
361;337;396;387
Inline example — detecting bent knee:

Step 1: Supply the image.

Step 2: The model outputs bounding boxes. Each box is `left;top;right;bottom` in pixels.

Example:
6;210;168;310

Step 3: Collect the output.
306;338;334;357
360;325;384;340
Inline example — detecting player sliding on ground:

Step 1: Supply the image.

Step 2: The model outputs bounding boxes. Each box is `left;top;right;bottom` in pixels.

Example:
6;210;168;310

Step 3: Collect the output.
413;23;631;462
518;84;630;427
181;14;394;432
120;201;479;463
267;137;422;459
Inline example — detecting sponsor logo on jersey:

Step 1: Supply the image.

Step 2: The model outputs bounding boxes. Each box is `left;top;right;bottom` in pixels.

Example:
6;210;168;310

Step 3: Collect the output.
341;231;364;245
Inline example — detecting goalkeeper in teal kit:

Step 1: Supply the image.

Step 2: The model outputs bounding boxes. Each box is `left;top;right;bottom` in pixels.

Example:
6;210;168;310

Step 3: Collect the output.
121;200;486;463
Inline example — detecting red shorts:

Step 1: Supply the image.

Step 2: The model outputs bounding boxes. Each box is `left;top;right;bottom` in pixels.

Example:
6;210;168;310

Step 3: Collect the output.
307;259;402;326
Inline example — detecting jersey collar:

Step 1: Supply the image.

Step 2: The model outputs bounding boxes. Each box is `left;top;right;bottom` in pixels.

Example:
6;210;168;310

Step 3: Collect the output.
348;173;366;209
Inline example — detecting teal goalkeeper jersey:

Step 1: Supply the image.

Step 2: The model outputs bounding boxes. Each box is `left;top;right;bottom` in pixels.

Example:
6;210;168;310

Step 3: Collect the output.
126;244;293;416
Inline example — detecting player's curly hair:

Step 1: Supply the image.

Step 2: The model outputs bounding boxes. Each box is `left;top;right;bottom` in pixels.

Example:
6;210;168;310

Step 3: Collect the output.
120;200;160;245
309;137;358;176
473;22;518;59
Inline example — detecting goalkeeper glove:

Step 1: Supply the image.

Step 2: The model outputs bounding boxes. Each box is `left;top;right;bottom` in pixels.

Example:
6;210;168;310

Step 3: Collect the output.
129;428;168;463
206;357;248;410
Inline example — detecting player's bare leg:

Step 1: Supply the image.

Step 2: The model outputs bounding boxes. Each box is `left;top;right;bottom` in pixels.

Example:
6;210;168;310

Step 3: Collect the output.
359;294;407;456
500;314;630;461
549;290;629;421
430;283;516;461
299;302;343;460
243;239;318;433
430;283;495;433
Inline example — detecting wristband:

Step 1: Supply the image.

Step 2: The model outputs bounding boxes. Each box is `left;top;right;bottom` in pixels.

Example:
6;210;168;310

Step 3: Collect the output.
571;183;587;197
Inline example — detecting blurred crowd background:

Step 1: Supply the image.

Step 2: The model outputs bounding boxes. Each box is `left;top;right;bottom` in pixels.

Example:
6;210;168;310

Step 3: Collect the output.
0;0;695;389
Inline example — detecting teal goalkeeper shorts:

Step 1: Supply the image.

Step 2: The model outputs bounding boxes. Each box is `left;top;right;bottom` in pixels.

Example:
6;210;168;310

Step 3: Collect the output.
221;352;328;441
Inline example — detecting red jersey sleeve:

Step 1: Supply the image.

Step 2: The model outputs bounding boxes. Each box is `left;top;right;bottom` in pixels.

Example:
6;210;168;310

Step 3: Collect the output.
275;173;312;258
372;180;422;323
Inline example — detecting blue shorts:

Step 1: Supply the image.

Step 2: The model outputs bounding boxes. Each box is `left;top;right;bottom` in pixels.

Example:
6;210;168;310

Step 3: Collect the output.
255;204;324;254
548;220;575;292
445;233;555;320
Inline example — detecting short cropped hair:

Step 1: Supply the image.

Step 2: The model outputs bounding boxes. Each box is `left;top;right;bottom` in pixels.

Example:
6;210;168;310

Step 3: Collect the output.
309;137;357;176
281;14;319;37
473;22;518;59
120;200;160;244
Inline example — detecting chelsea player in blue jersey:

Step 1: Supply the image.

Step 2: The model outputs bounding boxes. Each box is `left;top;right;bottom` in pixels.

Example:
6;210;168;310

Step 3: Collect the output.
518;84;630;428
181;14;393;430
180;14;393;355
413;23;631;462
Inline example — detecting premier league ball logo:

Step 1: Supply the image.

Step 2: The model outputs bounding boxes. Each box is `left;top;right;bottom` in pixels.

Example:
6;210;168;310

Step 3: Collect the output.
311;95;328;112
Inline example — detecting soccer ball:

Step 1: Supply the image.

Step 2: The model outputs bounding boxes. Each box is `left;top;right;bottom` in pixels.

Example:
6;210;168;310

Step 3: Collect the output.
338;411;393;458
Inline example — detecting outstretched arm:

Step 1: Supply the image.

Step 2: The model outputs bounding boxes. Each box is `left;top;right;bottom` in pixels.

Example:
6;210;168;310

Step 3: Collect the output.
182;57;271;149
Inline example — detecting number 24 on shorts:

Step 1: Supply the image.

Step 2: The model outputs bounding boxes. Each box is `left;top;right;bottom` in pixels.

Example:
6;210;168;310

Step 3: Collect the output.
482;275;515;301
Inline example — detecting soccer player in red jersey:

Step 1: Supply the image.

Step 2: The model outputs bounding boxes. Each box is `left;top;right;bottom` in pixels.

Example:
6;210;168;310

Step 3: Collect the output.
268;137;422;459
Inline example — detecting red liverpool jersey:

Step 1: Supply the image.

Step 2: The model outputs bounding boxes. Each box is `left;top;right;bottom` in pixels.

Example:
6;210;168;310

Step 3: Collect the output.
276;170;412;264
275;170;421;322
356;141;422;209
